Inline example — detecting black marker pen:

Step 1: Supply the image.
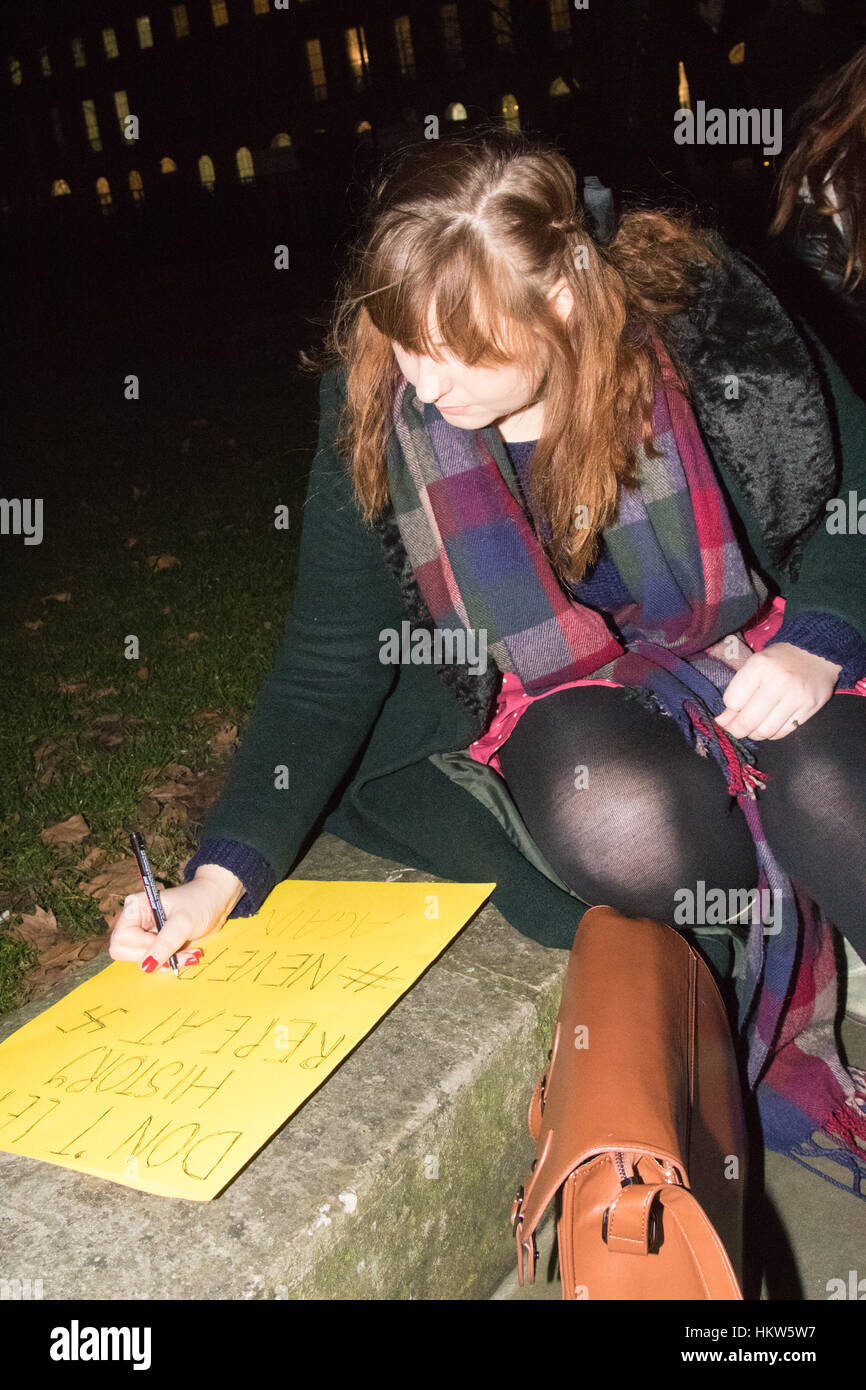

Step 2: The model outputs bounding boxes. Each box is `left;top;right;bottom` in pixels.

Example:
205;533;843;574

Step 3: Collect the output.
129;831;179;977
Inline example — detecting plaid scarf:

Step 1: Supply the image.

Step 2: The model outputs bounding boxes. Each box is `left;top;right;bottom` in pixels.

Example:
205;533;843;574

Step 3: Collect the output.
386;336;866;1199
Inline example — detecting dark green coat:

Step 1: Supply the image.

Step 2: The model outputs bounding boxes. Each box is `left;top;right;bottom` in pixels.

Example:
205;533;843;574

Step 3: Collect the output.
196;245;866;957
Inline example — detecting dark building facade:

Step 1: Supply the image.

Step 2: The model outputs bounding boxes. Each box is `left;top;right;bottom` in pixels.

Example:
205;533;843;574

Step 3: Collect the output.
0;0;613;261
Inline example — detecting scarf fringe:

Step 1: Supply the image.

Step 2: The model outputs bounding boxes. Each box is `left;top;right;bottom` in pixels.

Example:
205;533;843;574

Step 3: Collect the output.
787;1133;866;1198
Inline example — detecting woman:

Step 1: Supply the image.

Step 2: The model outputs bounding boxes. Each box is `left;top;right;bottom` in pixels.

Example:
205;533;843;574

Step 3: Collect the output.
764;42;866;400
110;131;866;1199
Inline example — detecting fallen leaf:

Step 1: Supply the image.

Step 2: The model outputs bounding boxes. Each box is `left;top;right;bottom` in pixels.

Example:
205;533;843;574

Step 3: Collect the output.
191;708;222;724
21;932;111;1001
58;679;88;694
163;763;192;780
24;619;44;631
78;847;106;872
79;858;162;927
181;767;229;821
90;687;119;700
149;780;195;803
94;731;124;749
41;814;91;846
184;632;204;643
210;722;238;754
146;833;173;858
135;796;162;826
42;592;71;603
137;667;149;681
93;712;123;726
125;537;138;547
146;554;180;571
13;905;59;950
37;767;61;787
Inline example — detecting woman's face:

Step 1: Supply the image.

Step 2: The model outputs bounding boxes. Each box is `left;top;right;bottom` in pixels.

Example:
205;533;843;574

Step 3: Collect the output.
390;338;541;431
390;283;571;433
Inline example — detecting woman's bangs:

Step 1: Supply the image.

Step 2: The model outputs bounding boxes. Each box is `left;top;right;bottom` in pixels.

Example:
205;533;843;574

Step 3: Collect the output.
368;259;528;368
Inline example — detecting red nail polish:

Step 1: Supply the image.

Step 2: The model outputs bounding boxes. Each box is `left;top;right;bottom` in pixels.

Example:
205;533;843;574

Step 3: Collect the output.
141;956;158;973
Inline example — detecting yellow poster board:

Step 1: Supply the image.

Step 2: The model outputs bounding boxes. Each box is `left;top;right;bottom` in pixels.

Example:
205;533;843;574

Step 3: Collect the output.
0;879;494;1200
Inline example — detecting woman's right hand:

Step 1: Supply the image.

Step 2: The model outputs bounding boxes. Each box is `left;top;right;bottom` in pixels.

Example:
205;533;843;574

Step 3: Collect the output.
109;865;245;974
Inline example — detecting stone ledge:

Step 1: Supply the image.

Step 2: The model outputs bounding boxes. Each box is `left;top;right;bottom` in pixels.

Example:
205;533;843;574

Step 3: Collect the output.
0;833;570;1300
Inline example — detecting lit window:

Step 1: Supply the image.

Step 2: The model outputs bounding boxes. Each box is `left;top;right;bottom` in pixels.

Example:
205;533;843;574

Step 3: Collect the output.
50;106;65;147
394;16;415;79
51;179;71;196
236;146;255;184
172;5;190;38
253;0;269;12
439;5;463;69
345;27;370;92
103;28;119;59
9;57;22;86
82;99;102;151
445;101;467;122
137;17;154;49
96;176;113;212
305;38;327;102
198;154;216;190
161;156;178;173
678;61;691;111
40;49;52;78
501;92;520;132
114;91;131;131
549;0;571;45
71;37;86;68
491;1;514;53
211;0;229;26
129;169;145;203
271;132;292;147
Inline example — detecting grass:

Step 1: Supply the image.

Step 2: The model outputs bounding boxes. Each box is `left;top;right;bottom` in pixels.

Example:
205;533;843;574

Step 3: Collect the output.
0;252;334;1015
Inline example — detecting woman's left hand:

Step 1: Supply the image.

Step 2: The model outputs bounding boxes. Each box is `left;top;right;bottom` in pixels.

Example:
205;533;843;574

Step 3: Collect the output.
713;643;842;741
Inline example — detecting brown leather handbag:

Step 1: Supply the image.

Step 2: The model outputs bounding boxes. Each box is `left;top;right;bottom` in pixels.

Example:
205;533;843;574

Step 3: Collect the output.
510;904;747;1299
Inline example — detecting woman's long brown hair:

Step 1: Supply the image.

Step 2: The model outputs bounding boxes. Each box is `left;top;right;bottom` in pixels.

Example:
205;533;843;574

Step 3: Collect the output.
769;42;866;294
300;127;722;587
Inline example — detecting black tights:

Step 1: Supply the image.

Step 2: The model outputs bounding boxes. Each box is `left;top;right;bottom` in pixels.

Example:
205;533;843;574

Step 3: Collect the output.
496;685;866;981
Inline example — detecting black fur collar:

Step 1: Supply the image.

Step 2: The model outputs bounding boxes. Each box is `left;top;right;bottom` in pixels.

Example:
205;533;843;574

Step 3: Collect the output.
369;244;838;736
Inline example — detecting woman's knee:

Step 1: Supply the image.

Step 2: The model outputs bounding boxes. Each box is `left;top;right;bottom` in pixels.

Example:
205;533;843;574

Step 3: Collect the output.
498;686;759;919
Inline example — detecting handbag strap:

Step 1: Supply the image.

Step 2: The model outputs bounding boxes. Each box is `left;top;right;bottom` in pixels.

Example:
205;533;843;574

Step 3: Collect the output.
608;1183;743;1298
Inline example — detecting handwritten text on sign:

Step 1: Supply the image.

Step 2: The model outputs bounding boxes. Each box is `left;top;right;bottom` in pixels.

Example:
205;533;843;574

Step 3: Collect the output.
0;879;494;1200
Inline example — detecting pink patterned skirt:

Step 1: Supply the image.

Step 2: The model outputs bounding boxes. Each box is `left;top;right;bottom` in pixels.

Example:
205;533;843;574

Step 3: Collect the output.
468;596;866;778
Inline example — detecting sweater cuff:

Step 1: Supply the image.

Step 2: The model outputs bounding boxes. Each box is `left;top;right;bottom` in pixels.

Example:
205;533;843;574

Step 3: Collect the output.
183;838;277;918
765;610;866;689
